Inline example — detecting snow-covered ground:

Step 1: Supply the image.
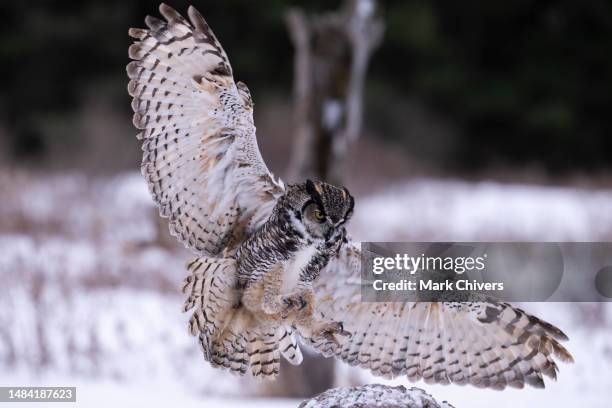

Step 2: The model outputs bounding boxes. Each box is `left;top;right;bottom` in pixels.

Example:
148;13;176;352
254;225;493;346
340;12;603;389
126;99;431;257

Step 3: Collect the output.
352;179;612;241
0;172;611;407
0;371;299;408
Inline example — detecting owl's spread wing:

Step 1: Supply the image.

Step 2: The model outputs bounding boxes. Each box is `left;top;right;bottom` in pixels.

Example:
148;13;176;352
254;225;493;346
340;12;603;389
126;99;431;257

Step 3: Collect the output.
127;4;283;256
310;241;574;390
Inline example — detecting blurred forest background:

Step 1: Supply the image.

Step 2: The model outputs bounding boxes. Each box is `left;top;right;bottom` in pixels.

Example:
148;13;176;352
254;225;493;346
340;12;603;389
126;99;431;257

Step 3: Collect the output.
2;0;612;182
1;1;612;407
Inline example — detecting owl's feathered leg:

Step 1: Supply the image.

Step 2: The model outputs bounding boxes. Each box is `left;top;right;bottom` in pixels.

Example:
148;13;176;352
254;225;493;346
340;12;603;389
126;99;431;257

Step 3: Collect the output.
260;264;286;316
288;288;351;346
245;263;305;320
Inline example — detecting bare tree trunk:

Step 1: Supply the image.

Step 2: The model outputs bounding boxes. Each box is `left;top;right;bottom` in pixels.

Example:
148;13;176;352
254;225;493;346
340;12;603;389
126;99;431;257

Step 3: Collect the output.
286;0;383;185
264;0;383;398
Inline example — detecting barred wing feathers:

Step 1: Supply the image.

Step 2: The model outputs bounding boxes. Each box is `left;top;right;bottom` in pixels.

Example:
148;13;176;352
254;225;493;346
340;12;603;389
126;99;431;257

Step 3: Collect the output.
311;242;574;390
127;3;283;256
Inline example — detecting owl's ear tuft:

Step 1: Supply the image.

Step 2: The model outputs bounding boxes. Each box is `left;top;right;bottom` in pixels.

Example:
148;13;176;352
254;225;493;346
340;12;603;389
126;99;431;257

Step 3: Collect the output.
306;179;325;210
306;179;318;197
344;187;355;215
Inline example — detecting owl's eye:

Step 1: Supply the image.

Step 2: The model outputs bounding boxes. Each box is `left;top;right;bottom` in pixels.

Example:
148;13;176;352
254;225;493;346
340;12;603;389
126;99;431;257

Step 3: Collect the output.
314;209;326;222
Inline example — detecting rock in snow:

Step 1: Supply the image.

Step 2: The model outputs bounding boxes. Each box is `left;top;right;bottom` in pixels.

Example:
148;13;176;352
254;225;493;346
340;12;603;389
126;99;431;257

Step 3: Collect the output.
298;384;455;408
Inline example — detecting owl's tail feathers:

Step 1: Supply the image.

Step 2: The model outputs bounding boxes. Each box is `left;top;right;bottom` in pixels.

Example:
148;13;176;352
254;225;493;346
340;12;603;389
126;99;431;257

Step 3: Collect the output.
223;320;305;379
181;257;302;379
278;326;304;366
245;325;304;379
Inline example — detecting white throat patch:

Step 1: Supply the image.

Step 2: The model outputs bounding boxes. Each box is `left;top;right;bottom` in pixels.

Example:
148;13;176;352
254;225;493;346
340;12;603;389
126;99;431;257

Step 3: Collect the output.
281;244;317;293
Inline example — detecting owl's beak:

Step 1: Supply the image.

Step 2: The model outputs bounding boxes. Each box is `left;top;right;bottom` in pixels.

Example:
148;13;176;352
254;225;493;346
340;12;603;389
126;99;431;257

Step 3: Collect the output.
325;226;344;242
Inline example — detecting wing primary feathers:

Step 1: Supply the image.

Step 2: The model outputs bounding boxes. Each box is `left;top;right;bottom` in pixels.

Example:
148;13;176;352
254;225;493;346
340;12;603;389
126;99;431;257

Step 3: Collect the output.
128;4;284;257
144;15;166;32
309;242;574;390
159;3;190;26
187;5;232;76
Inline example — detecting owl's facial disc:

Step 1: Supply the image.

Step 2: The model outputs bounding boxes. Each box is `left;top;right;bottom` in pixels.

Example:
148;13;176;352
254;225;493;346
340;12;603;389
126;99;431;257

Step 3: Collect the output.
300;202;329;240
302;180;355;241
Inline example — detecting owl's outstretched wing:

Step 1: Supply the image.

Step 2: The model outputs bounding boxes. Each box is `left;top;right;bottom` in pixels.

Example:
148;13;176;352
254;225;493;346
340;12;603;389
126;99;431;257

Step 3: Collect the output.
127;4;283;256
310;241;574;390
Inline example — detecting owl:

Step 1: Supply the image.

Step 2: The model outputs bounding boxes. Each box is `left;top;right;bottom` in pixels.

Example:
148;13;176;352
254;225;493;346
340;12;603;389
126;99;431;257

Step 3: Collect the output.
127;3;573;389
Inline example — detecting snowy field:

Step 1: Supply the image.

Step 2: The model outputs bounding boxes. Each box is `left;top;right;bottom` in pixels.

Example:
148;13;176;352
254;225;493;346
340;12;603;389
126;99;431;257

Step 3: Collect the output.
0;171;611;407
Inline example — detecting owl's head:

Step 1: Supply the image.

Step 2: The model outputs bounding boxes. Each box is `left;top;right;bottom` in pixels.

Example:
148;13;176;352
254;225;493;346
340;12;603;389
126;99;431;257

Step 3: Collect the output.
296;180;354;241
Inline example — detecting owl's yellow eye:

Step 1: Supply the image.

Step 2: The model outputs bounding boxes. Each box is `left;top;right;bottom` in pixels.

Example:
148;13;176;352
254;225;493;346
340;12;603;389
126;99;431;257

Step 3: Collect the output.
314;209;326;222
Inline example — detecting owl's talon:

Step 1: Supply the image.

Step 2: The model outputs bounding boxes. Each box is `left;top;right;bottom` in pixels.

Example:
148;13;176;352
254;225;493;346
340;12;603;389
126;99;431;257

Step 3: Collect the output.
297;297;307;310
335;322;352;338
282;293;308;311
313;321;350;345
279;297;293;319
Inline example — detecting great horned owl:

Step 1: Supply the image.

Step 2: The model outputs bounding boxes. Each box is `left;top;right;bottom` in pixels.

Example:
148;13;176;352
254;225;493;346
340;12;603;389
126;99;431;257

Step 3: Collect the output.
127;3;573;389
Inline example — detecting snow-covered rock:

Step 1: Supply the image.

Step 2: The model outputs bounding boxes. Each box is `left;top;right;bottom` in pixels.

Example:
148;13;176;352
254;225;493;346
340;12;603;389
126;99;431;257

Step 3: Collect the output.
298;384;455;408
